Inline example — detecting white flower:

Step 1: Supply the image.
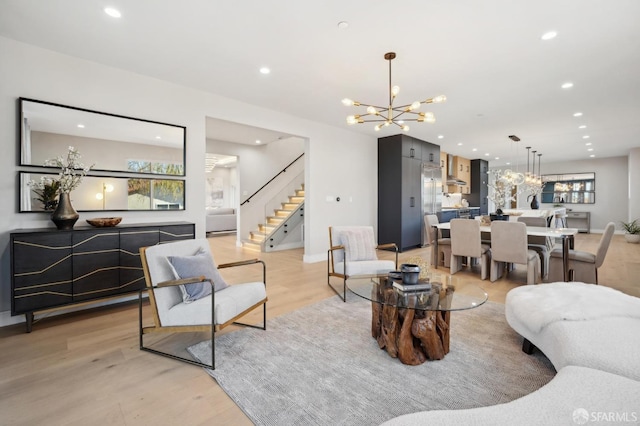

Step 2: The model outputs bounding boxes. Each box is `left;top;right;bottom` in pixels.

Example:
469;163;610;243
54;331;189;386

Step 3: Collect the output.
42;146;94;193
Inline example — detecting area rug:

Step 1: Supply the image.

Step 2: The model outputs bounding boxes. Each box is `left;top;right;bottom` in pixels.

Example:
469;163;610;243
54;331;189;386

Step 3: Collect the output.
188;295;555;425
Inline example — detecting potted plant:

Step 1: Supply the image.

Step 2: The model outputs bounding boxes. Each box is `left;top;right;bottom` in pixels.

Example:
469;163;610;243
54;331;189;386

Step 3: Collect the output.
621;219;640;244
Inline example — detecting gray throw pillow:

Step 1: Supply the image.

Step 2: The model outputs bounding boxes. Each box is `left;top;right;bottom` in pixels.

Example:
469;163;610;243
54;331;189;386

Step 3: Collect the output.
167;248;229;303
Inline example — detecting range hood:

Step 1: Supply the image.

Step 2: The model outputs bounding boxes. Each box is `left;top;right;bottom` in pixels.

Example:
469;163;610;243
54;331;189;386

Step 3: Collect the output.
446;154;467;186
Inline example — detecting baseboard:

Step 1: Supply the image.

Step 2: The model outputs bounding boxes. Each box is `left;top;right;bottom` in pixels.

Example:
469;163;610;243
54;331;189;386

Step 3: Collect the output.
0;294;141;329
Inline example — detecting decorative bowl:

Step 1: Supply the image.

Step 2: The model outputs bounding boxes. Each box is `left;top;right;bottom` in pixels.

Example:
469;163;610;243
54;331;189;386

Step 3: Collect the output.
86;217;122;227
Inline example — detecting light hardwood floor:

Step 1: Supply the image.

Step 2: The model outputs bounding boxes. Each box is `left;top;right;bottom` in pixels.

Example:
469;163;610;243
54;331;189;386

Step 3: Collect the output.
0;232;638;425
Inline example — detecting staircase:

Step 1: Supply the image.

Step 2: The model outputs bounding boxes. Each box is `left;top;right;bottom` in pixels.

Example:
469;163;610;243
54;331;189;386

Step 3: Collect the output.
243;185;304;252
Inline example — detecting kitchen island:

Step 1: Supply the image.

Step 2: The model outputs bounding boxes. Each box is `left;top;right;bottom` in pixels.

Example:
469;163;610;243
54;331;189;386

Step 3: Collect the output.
502;207;566;227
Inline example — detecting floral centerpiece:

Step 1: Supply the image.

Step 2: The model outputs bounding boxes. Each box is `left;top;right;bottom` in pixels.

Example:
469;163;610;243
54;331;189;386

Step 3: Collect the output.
34;146;94;229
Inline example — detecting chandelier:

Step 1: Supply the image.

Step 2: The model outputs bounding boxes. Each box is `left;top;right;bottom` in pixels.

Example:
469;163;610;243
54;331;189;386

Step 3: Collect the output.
342;52;446;132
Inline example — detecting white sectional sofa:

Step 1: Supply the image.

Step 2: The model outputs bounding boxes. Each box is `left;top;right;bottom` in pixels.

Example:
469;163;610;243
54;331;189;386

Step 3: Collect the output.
206;207;236;232
382;282;640;425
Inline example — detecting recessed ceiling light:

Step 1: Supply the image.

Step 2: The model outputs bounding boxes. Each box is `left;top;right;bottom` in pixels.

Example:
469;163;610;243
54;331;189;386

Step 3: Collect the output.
585;142;592;146
583;135;590;139
255;140;261;144
573;112;583;117
590;154;596;158
155;136;161;140
561;82;574;89
457;142;463;146
505;161;510;165
472;148;477;152
541;31;557;40
259;67;270;75
337;21;349;29
579;125;587;129
484;153;490;156
437;135;444;139
104;7;121;18
77;124;85;128
495;157;500;160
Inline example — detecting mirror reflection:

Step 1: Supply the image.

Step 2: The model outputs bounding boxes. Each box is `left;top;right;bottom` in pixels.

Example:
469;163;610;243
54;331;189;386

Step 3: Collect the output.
20;172;185;212
541;172;595;204
20;98;185;176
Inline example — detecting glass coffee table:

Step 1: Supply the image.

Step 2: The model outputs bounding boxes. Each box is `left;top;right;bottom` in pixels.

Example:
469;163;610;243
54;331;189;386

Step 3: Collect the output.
348;273;488;365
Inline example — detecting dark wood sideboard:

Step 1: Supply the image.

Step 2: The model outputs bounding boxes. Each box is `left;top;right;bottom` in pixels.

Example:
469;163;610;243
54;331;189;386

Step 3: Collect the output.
10;222;195;332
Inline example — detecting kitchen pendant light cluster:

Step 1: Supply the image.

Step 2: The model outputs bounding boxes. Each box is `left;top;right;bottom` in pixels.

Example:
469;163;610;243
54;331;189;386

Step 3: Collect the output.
342;52;446;132
524;146;544;196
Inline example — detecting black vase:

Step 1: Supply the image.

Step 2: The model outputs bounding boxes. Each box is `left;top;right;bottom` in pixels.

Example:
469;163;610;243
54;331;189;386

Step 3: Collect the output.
529;195;539;210
51;192;79;230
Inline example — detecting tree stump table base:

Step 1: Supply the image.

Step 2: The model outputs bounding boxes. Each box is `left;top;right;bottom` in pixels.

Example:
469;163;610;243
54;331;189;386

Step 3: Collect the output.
371;285;451;365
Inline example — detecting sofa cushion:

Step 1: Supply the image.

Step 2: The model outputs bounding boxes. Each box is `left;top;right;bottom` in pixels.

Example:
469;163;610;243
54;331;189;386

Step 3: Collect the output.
168;248;229;302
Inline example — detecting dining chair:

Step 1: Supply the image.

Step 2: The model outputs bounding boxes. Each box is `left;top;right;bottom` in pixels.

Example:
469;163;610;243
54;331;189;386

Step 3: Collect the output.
425;214;451;268
449;218;491;280
490;221;541;285
548;222;615;284
517;216;556;280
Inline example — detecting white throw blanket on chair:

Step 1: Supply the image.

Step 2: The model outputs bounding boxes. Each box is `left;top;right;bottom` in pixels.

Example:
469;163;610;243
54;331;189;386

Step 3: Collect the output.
507;282;640;334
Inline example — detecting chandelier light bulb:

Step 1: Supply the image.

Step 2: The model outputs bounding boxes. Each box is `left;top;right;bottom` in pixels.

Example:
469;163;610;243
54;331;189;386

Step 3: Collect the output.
410;101;421;110
384;121;391;127
375;124;383;131
346;115;357;125
366;106;377;115
432;95;447;103
391;86;400;96
401;125;410;132
342;98;354;106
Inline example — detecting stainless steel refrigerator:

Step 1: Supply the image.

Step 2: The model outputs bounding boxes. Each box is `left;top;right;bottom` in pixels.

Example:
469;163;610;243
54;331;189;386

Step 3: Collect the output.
422;163;443;244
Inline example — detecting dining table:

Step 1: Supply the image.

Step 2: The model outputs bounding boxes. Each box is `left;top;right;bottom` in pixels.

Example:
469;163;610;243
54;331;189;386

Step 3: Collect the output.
433;222;579;282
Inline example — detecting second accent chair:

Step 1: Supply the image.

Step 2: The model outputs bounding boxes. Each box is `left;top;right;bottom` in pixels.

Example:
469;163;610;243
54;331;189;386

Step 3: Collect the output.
490;221;541;285
328;226;398;301
548;222;615;284
449;218;491;280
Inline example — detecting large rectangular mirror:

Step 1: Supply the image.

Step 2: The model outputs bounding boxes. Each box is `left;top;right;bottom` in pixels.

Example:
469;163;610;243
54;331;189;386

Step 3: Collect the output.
541;172;595;204
20;98;186;176
20;172;185;212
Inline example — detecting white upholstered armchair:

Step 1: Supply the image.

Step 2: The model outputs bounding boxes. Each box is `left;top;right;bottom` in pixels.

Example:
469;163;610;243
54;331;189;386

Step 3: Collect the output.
327;226;398;301
139;239;267;369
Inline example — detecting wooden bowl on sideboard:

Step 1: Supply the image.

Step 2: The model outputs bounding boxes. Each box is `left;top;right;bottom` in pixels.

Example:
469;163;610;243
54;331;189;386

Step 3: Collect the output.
86;217;122;227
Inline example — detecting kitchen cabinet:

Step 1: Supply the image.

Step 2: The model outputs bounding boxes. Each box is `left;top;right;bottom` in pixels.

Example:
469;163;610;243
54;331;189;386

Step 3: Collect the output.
378;134;440;251
468;159;489;215
469;207;481;218
440;151;448;192
11;222;195;332
437;210;458;223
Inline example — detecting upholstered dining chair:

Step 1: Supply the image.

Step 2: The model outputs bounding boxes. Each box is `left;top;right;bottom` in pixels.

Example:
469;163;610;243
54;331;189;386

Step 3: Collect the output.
490;221;541;285
328;226;398;302
548;222;615;284
449;218;491;280
139;239;267;369
425;215;452;269
517;216;556;280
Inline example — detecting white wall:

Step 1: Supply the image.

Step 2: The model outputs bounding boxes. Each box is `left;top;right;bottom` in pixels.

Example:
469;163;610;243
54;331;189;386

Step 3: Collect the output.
629;148;640;222
0;37;378;322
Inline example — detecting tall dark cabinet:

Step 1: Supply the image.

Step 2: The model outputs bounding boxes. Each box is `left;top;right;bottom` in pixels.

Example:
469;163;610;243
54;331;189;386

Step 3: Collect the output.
378;134;440;252
468;159;489;215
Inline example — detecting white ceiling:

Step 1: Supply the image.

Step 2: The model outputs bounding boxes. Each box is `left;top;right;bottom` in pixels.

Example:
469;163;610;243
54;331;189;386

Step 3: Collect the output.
2;0;639;167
